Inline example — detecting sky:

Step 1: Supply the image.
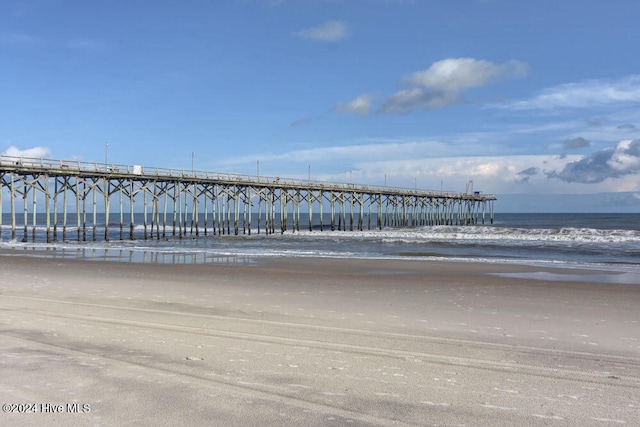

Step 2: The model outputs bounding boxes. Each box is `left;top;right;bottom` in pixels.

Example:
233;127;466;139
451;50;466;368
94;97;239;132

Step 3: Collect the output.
1;0;640;212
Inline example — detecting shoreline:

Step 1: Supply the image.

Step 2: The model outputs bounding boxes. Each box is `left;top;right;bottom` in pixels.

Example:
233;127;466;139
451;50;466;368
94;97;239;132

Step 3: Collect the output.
1;244;639;285
1;250;639;425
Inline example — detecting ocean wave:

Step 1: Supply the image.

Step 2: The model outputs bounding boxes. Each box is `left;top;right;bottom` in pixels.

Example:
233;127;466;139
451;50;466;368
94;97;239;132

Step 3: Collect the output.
4;223;640;248
292;226;640;245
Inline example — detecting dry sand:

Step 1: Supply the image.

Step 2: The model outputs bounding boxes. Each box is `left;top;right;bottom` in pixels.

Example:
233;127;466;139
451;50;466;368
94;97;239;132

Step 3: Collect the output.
0;251;639;426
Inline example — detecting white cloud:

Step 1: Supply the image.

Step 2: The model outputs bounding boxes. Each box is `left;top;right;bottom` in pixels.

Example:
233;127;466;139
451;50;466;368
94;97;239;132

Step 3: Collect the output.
2;145;52;158
607;140;640;173
404;58;529;91
502;75;640;110
359;155;563;180
219;140;464;169
380;58;528;114
297;21;349;42
334;94;374;115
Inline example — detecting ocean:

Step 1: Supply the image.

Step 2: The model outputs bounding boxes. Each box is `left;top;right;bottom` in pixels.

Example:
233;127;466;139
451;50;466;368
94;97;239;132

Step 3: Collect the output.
1;213;639;275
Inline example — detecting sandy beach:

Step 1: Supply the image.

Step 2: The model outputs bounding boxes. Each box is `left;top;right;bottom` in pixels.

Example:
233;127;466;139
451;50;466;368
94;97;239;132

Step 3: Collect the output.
1;251;639;426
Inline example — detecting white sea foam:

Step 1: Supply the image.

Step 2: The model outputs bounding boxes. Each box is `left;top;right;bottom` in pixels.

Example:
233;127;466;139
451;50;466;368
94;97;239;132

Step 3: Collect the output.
293;225;640;245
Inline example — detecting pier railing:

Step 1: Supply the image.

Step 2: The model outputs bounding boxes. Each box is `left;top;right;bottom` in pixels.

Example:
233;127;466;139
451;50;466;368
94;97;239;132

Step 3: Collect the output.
1;155;496;242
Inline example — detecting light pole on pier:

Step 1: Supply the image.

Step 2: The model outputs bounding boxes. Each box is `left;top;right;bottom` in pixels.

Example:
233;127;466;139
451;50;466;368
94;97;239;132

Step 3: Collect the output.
105;141;109;169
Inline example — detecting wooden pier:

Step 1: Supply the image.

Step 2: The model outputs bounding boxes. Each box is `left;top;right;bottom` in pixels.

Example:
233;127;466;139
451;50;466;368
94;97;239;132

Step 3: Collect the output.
0;156;496;243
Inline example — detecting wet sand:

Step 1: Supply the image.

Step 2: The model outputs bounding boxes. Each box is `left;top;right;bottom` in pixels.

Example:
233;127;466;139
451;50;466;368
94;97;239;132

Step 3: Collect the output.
1;252;639;426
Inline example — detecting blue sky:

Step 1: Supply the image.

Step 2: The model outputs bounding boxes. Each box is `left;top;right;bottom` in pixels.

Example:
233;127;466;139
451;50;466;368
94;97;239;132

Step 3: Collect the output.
1;0;640;212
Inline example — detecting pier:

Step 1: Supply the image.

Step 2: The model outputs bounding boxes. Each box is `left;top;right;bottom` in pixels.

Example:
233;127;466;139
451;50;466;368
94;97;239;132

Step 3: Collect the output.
0;156;496;243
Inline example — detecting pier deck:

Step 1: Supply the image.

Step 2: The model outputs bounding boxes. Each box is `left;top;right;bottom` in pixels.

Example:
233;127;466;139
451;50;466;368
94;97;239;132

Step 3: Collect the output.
0;156;496;243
